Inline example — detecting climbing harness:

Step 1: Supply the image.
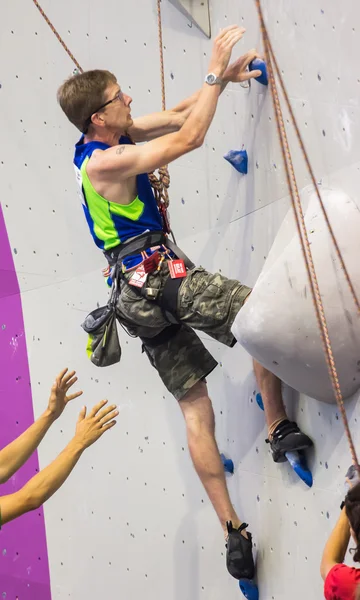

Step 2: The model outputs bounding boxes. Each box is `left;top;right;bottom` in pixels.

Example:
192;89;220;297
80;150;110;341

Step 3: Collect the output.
254;0;360;471
31;0;172;235
104;230;194;324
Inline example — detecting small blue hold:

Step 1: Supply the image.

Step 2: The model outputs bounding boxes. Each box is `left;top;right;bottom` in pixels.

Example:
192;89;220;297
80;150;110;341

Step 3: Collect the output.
239;579;259;600
221;453;234;475
224;149;248;174
249;58;268;86
255;393;264;411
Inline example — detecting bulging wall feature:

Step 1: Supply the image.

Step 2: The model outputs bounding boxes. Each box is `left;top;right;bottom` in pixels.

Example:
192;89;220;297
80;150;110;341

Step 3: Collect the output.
232;187;360;404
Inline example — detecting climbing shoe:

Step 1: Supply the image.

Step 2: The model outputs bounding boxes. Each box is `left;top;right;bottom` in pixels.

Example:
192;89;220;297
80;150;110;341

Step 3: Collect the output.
226;521;255;580
266;419;313;463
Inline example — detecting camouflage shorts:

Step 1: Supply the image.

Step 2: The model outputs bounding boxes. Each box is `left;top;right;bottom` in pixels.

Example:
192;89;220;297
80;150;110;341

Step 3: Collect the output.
116;262;251;400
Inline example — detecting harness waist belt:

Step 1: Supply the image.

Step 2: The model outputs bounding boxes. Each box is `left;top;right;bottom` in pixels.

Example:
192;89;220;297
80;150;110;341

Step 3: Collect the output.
104;230;166;267
104;231;195;270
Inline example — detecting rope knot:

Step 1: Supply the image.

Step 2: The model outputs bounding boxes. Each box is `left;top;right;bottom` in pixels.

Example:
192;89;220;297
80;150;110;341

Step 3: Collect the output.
149;166;170;208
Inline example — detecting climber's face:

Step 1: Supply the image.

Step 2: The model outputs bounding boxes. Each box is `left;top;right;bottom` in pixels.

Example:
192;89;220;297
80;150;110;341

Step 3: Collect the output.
91;81;133;133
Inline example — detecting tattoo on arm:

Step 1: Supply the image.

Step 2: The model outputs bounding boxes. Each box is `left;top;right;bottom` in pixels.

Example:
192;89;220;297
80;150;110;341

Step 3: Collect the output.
116;146;126;155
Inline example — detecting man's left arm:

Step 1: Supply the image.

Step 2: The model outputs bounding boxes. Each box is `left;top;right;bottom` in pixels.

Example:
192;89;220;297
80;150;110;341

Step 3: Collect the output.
128;49;261;143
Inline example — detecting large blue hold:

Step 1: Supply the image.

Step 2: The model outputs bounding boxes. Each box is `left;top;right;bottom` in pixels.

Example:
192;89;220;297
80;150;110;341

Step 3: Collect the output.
249;58;268;86
224;149;248;174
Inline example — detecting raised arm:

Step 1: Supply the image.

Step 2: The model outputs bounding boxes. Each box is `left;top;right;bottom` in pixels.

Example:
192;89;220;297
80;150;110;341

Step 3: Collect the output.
320;508;351;580
128;48;261;143
0;369;82;484
0;400;118;526
88;25;246;179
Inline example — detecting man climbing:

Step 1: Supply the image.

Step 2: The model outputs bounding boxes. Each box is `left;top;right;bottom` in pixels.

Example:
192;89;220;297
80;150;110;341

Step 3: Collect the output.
57;25;312;580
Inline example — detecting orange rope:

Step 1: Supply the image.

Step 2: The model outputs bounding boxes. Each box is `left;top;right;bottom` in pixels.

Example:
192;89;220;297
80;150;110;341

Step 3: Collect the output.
157;0;167;111
32;0;83;73
147;0;171;217
254;0;360;469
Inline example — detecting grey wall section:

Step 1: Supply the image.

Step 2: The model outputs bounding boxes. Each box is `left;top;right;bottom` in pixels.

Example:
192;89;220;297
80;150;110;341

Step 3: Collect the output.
232;186;360;403
1;0;360;599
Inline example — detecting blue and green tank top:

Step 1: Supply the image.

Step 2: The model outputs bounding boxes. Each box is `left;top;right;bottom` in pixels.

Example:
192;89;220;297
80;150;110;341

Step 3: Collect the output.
73;135;163;268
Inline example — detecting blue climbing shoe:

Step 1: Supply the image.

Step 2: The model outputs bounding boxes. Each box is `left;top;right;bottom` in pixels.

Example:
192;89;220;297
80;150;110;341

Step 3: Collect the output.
226;521;255;581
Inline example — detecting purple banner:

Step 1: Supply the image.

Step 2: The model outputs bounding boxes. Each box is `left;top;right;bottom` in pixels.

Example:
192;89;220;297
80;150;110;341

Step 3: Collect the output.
0;204;51;599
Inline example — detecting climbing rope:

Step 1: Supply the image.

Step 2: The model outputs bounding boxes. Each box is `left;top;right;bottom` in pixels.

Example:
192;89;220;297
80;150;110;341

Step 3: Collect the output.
147;0;171;232
254;0;360;470
157;0;167;112
32;0;83;73
31;0;171;233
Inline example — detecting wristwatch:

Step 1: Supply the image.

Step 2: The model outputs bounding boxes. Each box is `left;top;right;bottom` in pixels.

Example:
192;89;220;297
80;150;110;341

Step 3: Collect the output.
205;72;223;86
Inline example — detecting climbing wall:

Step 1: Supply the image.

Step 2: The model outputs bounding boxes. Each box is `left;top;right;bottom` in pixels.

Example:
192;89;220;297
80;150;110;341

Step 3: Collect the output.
1;1;360;599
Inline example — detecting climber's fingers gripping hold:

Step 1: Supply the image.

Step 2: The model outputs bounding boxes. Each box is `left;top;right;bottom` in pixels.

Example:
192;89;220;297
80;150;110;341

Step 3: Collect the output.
226;48;263;83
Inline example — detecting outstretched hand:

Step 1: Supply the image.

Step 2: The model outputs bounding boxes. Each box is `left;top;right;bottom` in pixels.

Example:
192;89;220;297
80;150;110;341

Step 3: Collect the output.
75;400;118;449
224;49;263;83
47;368;83;420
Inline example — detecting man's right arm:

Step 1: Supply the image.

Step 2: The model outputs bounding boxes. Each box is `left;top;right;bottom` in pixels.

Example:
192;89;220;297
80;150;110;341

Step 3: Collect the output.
87;26;245;181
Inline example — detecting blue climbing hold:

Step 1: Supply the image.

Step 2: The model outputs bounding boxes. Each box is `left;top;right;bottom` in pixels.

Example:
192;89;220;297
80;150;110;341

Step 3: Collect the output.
249;58;268;86
221;453;234;474
239;578;259;600
224;149;248;174
255;393;264;411
285;451;313;488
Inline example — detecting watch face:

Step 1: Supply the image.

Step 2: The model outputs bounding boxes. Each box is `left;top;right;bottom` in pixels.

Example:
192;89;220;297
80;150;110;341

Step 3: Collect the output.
207;73;216;84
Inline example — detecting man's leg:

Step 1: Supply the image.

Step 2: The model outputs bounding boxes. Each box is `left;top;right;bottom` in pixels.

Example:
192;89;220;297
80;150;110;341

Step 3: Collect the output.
179;379;255;581
253;360;286;435
179;379;241;534
253;359;313;461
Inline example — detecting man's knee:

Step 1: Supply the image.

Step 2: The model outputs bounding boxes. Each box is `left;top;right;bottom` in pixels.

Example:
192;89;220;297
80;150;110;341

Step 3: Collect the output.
179;380;215;436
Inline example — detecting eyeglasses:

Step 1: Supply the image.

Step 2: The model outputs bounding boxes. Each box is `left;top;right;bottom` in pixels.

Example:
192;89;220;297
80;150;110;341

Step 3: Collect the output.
83;90;125;133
